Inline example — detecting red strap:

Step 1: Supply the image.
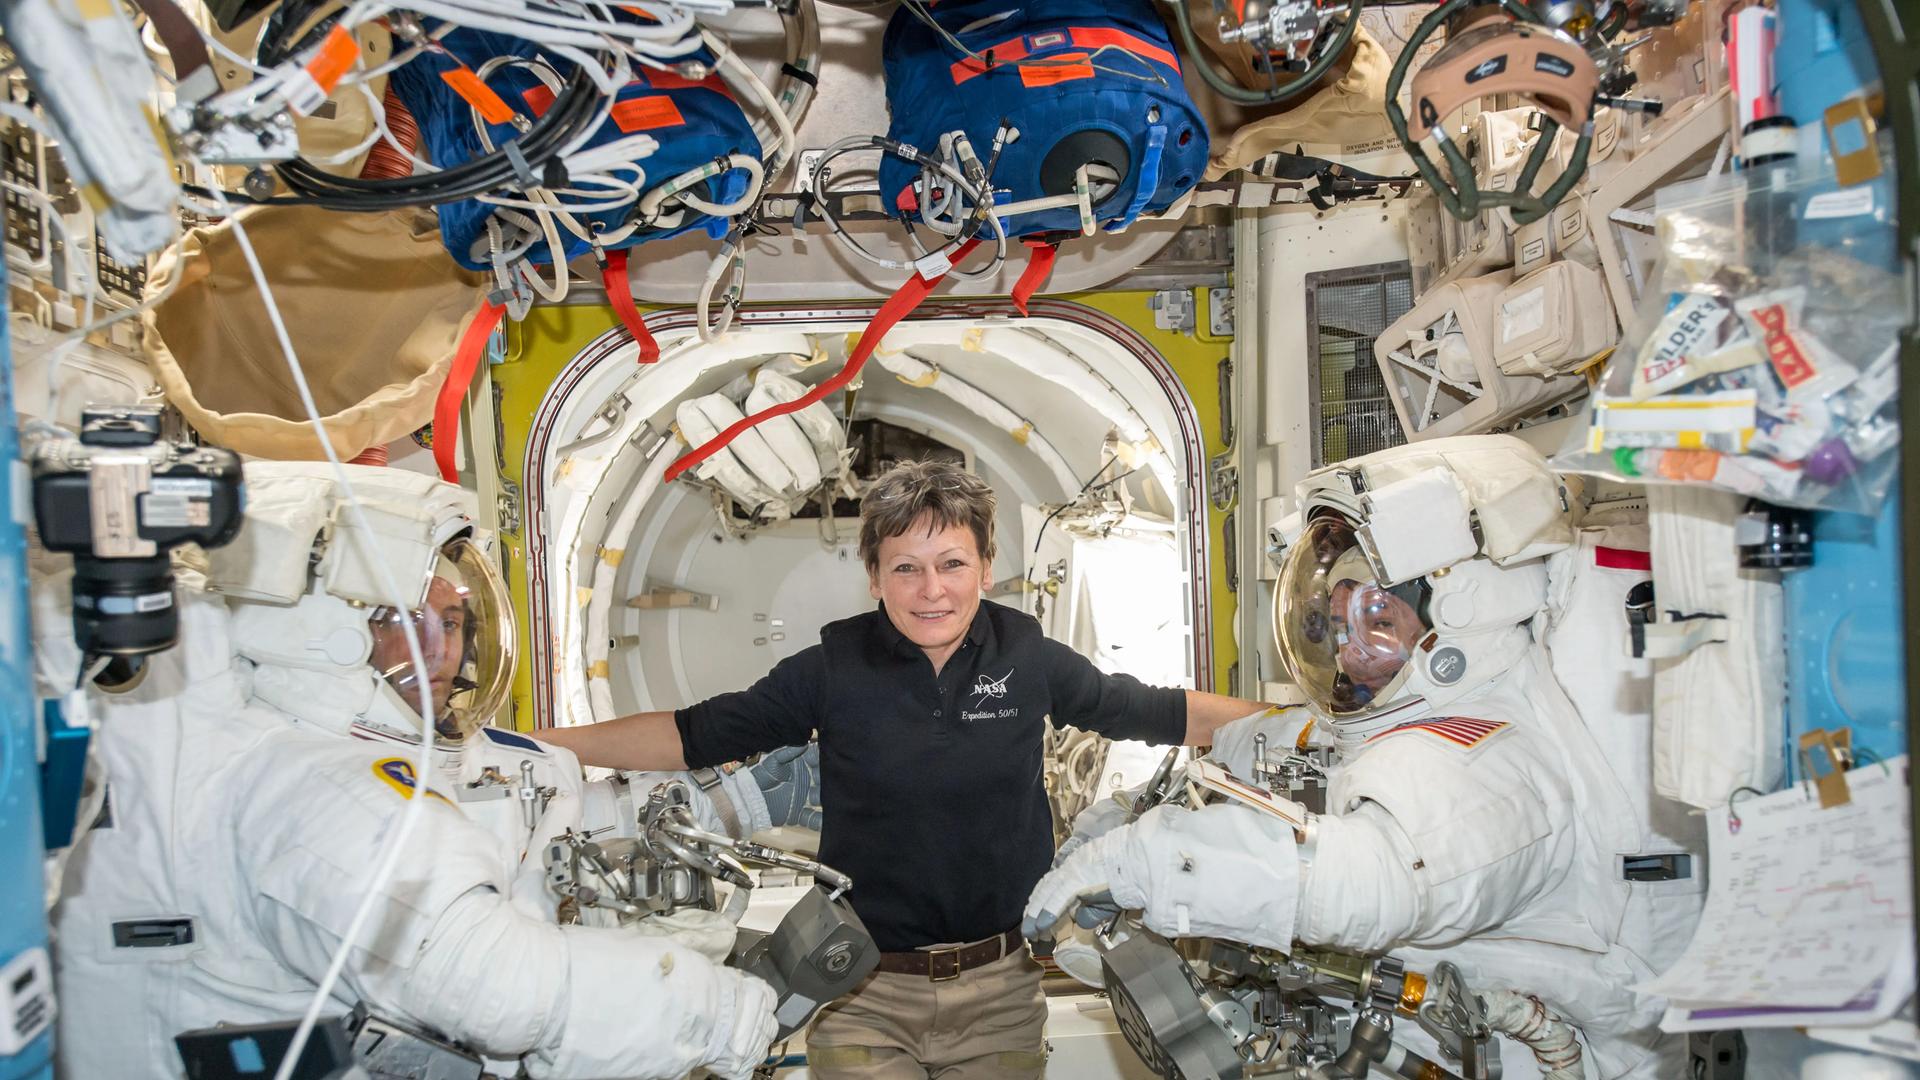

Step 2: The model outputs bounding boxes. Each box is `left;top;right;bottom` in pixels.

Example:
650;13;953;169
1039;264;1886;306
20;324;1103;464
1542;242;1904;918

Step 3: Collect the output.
433;298;509;483
602;249;659;363
666;240;982;483
1594;545;1653;572
1011;242;1059;316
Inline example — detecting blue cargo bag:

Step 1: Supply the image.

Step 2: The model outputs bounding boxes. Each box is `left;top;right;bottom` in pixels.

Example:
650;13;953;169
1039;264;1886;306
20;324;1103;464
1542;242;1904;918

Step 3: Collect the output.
389;29;762;270
877;0;1210;238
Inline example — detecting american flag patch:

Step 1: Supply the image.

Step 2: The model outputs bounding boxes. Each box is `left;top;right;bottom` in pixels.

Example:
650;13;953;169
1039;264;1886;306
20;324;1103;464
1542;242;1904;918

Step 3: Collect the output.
1365;716;1511;749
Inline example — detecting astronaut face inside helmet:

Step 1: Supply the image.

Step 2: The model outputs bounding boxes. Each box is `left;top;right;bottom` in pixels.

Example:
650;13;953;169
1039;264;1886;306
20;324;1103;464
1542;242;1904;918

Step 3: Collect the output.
1279;515;1433;718
365;537;516;739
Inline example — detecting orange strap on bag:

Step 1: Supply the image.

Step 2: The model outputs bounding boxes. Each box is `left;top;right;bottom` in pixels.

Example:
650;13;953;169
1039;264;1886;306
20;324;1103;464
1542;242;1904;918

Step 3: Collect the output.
666;239;983;483
433;298;508;482
600;248;660;363
1011;241;1060;316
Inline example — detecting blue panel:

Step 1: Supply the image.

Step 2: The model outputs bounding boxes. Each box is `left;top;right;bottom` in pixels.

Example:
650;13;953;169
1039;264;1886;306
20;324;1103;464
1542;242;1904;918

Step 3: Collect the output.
1784;485;1907;776
480;726;541;753
0;261;53;1078
38;700;88;853
1774;0;1878;133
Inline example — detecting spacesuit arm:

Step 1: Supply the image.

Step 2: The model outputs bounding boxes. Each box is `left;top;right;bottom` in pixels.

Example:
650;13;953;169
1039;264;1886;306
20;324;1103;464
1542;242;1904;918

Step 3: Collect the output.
1291;802;1428;954
233;746;777;1077
1026;802;1303;948
256;884;776;1079
1029;795;1532;957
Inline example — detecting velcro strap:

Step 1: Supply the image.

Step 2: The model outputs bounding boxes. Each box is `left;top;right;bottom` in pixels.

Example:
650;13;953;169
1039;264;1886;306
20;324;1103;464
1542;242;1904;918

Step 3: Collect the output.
1011;241;1059;317
666;238;981;483
433;298;509;483
600;248;659;363
692;767;744;838
1633;612;1729;659
500;140;537;189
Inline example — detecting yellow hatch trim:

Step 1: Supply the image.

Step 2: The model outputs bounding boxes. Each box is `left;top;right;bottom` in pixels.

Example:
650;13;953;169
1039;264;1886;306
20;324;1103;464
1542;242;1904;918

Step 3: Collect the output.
489;295;1237;730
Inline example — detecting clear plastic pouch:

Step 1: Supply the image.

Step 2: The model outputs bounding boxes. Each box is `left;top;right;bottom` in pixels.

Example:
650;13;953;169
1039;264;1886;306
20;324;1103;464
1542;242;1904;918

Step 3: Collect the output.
1553;153;1901;515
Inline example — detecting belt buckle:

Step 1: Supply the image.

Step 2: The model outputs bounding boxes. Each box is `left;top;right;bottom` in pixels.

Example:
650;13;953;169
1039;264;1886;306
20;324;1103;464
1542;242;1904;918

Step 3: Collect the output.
927;945;963;982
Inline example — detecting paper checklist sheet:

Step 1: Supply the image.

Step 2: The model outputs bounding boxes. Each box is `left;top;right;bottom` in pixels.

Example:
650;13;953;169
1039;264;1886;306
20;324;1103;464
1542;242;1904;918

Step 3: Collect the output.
1642;756;1914;1032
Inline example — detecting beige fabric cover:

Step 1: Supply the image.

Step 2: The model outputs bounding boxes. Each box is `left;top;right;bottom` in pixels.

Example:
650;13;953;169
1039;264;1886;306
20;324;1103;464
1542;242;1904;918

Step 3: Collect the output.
143;206;486;460
1202;24;1395;180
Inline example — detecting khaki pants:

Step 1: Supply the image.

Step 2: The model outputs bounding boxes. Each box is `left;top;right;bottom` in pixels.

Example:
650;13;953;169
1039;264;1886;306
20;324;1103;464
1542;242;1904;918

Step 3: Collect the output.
805;949;1049;1079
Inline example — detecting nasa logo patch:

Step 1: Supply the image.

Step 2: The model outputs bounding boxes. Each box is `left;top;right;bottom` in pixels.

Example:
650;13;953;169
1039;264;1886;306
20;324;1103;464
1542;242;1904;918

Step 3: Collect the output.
371;758;450;804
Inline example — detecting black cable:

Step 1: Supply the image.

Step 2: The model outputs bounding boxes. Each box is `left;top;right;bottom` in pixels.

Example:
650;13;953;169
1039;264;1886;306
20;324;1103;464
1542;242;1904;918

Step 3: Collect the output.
1031;456;1142;556
221;64;604;212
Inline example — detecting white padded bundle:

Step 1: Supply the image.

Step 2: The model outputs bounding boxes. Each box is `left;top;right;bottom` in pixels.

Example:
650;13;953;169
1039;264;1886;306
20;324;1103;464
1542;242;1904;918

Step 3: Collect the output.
1494;261;1619;377
675;368;849;519
1641;485;1786;809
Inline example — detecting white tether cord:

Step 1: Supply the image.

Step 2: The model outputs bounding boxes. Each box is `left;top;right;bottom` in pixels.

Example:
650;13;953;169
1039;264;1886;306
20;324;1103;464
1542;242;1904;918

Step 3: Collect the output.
190;189;441;1080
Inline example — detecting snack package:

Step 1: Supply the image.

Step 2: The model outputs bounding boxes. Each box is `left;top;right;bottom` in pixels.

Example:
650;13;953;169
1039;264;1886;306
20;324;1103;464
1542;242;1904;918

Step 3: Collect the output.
1556;155;1901;515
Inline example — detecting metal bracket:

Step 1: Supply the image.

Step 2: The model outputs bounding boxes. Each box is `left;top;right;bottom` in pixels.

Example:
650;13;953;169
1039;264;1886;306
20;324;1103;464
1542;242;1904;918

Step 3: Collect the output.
497;476;522;536
627;581;719;611
1686;1030;1747;1080
1149;288;1198;334
1209;453;1237;512
1207;288;1235;338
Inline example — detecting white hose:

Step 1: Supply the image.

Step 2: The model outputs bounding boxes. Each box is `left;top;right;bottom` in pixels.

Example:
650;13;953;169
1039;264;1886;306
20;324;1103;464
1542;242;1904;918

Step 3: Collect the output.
1483;990;1585;1080
583;441;674;722
704;26;797;180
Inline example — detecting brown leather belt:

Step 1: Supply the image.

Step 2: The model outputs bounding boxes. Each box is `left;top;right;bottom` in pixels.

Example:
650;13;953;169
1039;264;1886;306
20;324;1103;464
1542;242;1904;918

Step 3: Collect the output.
875;928;1025;982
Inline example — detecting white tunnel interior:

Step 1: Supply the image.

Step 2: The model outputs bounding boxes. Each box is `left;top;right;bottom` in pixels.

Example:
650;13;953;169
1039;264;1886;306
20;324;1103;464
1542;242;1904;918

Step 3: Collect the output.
525;311;1215;734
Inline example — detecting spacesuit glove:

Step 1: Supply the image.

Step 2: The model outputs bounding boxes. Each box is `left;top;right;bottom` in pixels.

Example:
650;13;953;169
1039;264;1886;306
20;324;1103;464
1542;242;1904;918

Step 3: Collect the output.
1023;827;1146;942
1027;804;1304;949
708;972;781;1080
1052;790;1136;868
750;743;823;831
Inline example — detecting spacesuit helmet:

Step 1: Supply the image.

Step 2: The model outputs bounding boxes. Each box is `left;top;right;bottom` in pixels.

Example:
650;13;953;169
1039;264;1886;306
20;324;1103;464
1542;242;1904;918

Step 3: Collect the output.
1276;509;1549;725
366;535;515;738
211;463;517;742
1272;436;1577;728
1276;514;1435;717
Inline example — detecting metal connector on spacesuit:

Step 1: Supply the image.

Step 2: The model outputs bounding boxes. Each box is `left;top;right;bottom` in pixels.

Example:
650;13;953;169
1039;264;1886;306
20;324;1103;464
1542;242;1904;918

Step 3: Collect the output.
1027;435;1703;1080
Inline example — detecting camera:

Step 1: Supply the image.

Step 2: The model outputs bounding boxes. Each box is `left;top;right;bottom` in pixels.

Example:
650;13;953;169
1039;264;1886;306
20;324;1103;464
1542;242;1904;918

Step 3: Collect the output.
27;405;245;662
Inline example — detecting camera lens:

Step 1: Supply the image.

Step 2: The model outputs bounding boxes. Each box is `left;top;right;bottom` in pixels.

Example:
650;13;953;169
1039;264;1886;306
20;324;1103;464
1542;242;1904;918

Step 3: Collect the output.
71;555;179;657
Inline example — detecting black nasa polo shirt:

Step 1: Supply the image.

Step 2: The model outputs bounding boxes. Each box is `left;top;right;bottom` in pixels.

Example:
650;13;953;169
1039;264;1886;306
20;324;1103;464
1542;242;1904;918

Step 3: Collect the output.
674;599;1186;952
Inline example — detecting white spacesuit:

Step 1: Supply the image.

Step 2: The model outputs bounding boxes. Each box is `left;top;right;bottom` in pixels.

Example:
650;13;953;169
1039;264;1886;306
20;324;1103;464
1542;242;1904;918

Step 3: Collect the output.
1027;436;1702;1079
48;462;778;1079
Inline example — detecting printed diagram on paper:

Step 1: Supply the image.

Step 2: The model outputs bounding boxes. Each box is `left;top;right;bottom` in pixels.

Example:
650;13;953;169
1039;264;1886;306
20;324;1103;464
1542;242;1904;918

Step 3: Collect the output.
1644;758;1913;1012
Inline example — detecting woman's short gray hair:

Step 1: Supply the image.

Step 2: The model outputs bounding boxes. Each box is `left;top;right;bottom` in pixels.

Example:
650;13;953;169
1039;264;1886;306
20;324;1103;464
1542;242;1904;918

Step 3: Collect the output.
858;460;996;571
